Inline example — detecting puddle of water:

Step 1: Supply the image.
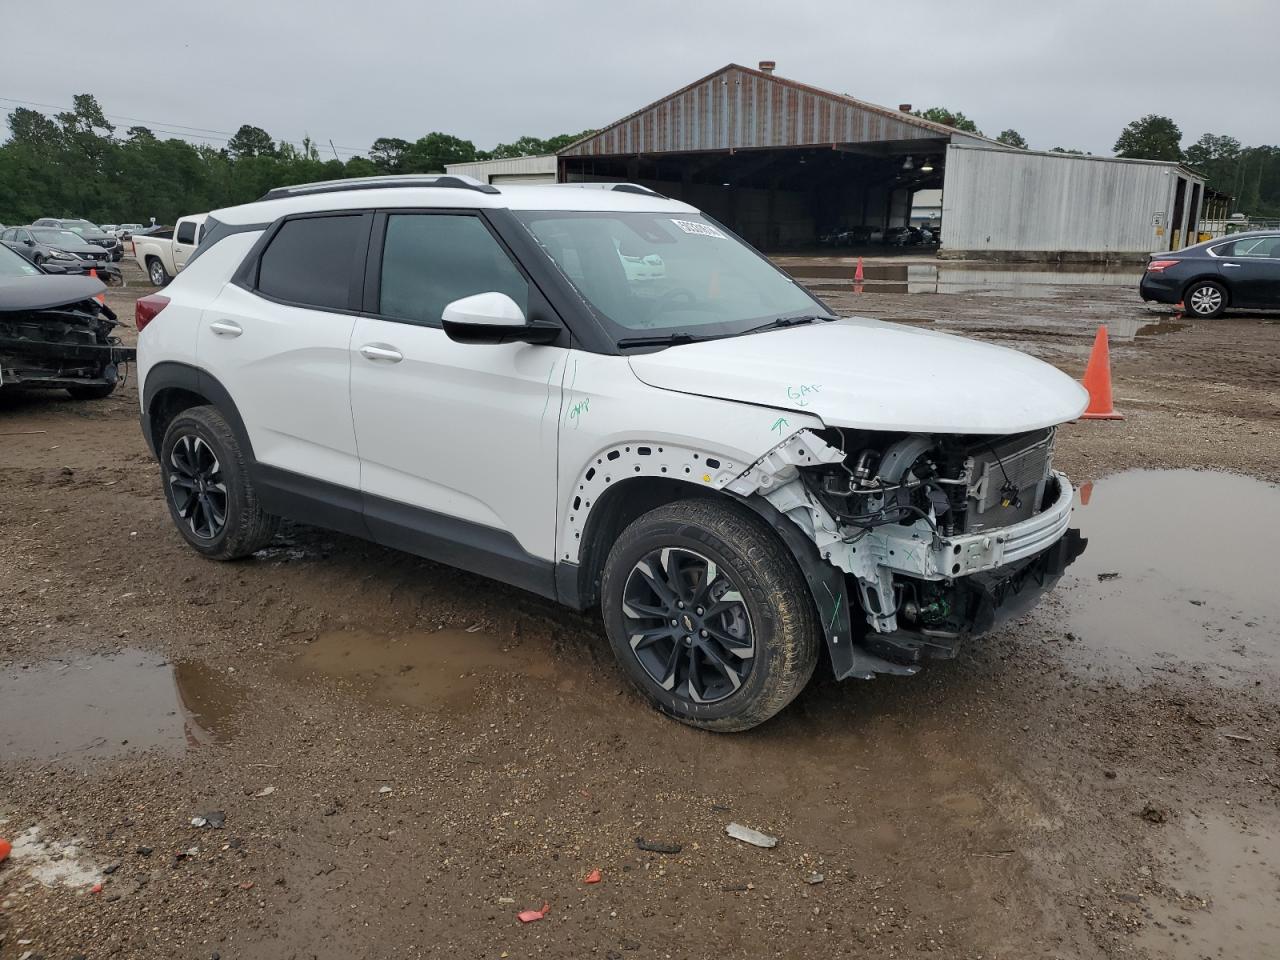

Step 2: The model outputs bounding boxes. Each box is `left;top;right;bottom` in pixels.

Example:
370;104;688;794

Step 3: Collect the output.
281;627;556;711
1057;470;1280;681
1139;812;1280;959
0;649;243;762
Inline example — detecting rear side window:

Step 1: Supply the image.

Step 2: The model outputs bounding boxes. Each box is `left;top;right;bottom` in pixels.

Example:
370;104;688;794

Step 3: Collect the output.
378;214;528;326
257;215;364;311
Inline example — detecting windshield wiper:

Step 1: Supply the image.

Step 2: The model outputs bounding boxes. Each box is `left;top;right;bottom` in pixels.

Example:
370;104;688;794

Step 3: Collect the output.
616;333;700;349
743;314;835;334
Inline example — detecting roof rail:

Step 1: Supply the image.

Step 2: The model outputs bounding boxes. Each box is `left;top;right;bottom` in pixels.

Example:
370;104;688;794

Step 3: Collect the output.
259;174;500;201
555;182;668;199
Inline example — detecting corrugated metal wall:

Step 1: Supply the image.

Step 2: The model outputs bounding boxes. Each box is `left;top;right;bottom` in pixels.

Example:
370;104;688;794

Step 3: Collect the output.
561;65;946;157
444;155;556;184
941;146;1202;254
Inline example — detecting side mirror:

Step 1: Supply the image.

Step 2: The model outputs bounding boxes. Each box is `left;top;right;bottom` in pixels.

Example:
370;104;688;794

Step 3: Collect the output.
441;292;560;345
22;238;33;245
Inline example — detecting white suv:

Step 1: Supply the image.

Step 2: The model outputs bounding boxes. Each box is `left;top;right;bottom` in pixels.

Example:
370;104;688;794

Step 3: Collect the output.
136;175;1088;731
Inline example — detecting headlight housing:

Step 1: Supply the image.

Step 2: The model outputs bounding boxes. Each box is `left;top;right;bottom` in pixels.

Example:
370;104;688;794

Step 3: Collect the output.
49;248;76;260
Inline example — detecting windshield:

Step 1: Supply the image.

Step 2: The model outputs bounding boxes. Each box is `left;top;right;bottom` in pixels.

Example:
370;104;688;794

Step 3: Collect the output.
515;211;829;342
33;229;85;245
64;221;103;236
0;244;41;277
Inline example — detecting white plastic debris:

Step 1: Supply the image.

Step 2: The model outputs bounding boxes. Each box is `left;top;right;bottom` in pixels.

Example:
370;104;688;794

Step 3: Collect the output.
254;786;276;798
378;785;392;794
725;822;778;848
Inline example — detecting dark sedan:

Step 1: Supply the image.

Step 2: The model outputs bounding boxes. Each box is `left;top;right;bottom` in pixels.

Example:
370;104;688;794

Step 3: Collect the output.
1;226;113;268
1140;231;1280;318
32;218;122;260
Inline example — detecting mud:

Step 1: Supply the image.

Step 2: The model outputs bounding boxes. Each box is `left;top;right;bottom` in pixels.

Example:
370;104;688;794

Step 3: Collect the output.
2;259;1279;959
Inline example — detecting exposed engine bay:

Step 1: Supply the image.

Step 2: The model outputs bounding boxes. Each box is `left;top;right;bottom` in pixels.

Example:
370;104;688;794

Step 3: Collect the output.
728;426;1086;672
0;275;134;394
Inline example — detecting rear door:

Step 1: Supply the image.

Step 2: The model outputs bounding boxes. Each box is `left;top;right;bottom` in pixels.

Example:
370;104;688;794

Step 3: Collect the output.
195;212;369;492
348;209;567;573
1215;235;1280;308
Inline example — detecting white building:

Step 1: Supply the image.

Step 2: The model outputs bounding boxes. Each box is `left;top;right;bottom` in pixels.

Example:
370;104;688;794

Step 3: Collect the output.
445;155;556;185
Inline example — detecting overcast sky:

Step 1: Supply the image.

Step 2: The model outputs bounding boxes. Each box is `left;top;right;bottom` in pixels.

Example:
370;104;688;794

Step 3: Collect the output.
5;0;1277;158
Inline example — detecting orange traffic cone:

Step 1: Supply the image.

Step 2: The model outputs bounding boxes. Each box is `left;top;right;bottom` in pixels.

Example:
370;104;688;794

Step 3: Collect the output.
1079;326;1123;420
1078;481;1093;505
854;256;865;282
89;267;106;304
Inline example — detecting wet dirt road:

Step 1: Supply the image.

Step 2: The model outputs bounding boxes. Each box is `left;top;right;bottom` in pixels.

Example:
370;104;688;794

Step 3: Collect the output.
2;260;1278;959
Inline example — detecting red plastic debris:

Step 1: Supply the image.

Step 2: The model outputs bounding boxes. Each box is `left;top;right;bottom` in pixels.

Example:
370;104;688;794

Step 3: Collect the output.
91;882;104;894
517;902;550;923
0;838;10;863
584;869;602;884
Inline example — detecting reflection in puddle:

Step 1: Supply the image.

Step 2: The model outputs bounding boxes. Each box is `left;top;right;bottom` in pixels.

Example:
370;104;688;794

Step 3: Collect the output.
794;262;1141;297
1057;470;1280;681
281;627;555;711
0;649;243;761
1140;813;1280;959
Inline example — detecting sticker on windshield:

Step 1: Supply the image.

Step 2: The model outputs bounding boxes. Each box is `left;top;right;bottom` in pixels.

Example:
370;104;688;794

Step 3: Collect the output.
670;219;727;239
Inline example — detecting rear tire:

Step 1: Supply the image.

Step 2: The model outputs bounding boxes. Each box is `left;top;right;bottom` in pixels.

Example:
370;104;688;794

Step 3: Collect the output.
1184;279;1227;318
66;382;116;401
600;499;820;732
148;257;171;287
160;405;278;560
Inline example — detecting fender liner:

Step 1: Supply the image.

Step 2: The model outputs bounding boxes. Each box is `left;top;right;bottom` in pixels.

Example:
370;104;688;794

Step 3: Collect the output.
731;493;919;681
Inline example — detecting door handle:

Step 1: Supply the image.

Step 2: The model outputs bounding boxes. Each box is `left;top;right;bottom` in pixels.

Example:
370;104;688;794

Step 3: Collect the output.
209;320;243;337
1220;262;1242;268
359;343;403;363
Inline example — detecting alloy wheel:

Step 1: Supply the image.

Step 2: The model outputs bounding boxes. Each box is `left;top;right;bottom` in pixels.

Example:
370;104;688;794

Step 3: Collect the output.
1189;286;1223;316
621;547;755;703
150;262;165;286
168;434;228;539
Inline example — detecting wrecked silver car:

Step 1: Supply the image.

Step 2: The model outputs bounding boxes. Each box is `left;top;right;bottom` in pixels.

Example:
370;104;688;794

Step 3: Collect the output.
0;247;134;400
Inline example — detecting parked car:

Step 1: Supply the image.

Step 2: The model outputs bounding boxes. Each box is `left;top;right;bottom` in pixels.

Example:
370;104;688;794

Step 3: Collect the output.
135;174;1087;731
31;218;122;260
0;242;134;399
884;226;923;247
116;223;146;240
1140;231;1280;318
133;214;207;286
100;223;118;235
2;226;114;267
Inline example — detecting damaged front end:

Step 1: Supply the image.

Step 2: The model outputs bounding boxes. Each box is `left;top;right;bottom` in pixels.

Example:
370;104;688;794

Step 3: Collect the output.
0;276;134;393
728;427;1086;678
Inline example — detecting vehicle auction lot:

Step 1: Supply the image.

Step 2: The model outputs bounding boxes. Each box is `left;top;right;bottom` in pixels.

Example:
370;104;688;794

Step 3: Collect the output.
2;259;1278;959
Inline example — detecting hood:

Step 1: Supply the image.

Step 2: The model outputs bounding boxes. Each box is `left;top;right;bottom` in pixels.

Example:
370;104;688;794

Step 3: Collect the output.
0;275;107;312
627;317;1088;435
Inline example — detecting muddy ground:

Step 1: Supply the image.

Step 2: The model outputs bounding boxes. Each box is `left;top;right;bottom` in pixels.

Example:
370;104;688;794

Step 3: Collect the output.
1;259;1278;959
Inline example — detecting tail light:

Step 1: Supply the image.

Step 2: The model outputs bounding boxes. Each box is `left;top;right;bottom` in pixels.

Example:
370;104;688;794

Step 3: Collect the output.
134;294;170;332
1146;259;1180;273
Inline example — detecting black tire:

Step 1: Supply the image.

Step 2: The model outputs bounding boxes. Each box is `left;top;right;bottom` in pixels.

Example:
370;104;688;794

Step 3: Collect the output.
66;382;116;401
601;499;820;732
33;254;45;267
159;405;278;560
1184;279;1227;318
147;256;171;287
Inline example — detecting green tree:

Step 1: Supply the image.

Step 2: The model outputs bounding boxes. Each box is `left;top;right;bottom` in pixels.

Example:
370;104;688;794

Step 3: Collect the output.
1050;147;1085;155
996;129;1028;149
401;132;478;172
370;136;411;171
913;107;982;136
227;124;277;159
1113;115;1183;161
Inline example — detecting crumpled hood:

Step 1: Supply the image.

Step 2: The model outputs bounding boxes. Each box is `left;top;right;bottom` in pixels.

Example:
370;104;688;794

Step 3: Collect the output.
627;317;1088;434
0;275;107;313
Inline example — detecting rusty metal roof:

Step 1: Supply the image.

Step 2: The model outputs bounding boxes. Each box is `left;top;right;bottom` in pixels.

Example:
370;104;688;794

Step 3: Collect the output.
559;63;965;158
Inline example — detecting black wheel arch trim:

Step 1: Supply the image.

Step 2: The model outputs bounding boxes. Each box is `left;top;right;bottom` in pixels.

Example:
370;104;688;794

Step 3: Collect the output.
141;362;256;462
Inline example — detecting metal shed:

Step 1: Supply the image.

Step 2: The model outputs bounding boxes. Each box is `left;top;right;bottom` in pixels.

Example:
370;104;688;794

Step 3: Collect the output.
444;155;556;185
556;62;989;250
940;145;1208;260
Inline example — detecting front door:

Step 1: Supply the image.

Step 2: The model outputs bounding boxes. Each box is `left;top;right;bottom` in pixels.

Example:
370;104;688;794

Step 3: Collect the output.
349;210;567;579
1217;234;1280;308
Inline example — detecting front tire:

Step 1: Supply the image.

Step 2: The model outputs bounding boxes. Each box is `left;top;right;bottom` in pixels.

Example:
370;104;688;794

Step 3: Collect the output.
1185;279;1227;318
601;499;820;732
160;405;278;560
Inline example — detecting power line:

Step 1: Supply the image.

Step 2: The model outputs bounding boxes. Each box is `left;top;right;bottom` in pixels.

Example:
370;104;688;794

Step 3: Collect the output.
0;95;368;156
